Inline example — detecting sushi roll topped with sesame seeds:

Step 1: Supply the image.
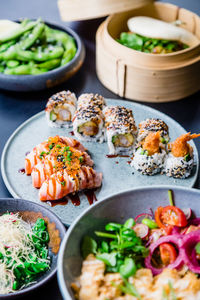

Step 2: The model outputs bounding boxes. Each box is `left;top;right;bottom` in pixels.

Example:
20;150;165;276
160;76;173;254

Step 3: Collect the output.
45;90;77;128
165;132;200;178
78;93;106;110
131;131;166;175
138;118;169;146
73;93;105;143
104;106;137;155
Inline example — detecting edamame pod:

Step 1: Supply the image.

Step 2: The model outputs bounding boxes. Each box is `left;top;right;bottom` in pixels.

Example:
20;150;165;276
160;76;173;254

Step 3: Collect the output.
0;20;38;44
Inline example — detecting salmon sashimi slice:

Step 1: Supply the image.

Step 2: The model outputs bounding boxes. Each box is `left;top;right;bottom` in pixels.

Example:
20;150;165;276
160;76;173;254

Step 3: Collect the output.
32;148;94;188
39;166;102;201
25;135;86;175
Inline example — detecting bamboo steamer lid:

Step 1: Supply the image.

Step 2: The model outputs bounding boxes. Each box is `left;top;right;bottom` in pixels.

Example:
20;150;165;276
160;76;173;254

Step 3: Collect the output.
58;0;155;22
96;2;200;102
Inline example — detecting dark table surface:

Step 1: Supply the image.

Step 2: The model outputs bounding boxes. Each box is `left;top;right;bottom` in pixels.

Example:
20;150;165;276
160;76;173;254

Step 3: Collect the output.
0;0;200;299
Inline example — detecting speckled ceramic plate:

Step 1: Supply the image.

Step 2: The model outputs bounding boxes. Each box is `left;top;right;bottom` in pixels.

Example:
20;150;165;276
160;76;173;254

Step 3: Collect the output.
1;99;199;225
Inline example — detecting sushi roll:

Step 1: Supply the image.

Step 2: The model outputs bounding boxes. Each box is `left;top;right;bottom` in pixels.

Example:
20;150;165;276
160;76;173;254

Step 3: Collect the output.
45;90;77;128
73;93;105;143
104;106;137;155
131;132;166;175
164;132;200;178
137;118;169;148
78;93;106;110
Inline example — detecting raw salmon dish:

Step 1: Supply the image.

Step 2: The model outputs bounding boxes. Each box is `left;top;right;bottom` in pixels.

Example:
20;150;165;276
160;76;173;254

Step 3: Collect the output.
25;136;102;201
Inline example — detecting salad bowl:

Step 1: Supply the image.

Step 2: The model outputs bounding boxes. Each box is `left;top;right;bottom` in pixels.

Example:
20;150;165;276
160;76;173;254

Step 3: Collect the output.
57;185;200;299
0;198;66;298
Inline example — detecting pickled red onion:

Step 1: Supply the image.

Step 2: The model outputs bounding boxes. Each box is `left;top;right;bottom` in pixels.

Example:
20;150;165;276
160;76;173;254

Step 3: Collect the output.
145;235;183;275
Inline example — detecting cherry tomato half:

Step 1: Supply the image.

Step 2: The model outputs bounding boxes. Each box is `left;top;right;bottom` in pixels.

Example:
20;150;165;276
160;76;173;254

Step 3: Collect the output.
155;206;187;233
159;243;177;266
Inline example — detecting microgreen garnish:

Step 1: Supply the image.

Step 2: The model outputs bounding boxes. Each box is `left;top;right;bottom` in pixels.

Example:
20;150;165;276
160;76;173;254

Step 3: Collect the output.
61;181;65;187
81;219;148;278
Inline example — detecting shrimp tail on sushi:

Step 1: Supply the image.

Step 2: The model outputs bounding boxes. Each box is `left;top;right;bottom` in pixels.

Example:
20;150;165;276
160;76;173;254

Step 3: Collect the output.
131;131;166;175
45;90;77;128
164;132;200;178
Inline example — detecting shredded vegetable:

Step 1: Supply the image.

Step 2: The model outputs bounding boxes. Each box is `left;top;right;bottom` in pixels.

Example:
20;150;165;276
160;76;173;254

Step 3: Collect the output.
0;213;50;294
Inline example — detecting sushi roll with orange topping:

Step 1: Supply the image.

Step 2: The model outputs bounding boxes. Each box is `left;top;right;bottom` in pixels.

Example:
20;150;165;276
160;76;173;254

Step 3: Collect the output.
73;93;105;143
45;90;77;128
137;118;169;150
131;132;166;175
104;106;137;155
164;133;200;178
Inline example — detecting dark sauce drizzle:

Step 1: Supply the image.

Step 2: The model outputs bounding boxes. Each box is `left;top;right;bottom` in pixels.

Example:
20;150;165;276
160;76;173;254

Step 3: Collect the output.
46;189;98;207
84;189;97;205
68;193;81;206
69;131;74;136
47;197;68;207
18;168;25;174
106;154;129;158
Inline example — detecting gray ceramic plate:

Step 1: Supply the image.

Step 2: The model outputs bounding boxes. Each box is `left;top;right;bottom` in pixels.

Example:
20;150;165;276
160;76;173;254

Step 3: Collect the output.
0;21;85;91
0;198;66;299
1;99;199;225
57;185;200;300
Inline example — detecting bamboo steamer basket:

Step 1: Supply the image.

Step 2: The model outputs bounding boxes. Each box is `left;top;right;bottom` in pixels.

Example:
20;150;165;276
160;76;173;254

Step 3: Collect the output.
58;0;154;22
96;2;200;103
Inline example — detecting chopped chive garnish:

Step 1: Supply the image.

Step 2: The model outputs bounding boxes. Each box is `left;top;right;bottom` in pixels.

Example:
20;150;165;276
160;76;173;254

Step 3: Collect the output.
49;143;54;150
63;146;70;153
79;156;84;163
184;153;191;162
39;151;46;159
95;231;117;239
